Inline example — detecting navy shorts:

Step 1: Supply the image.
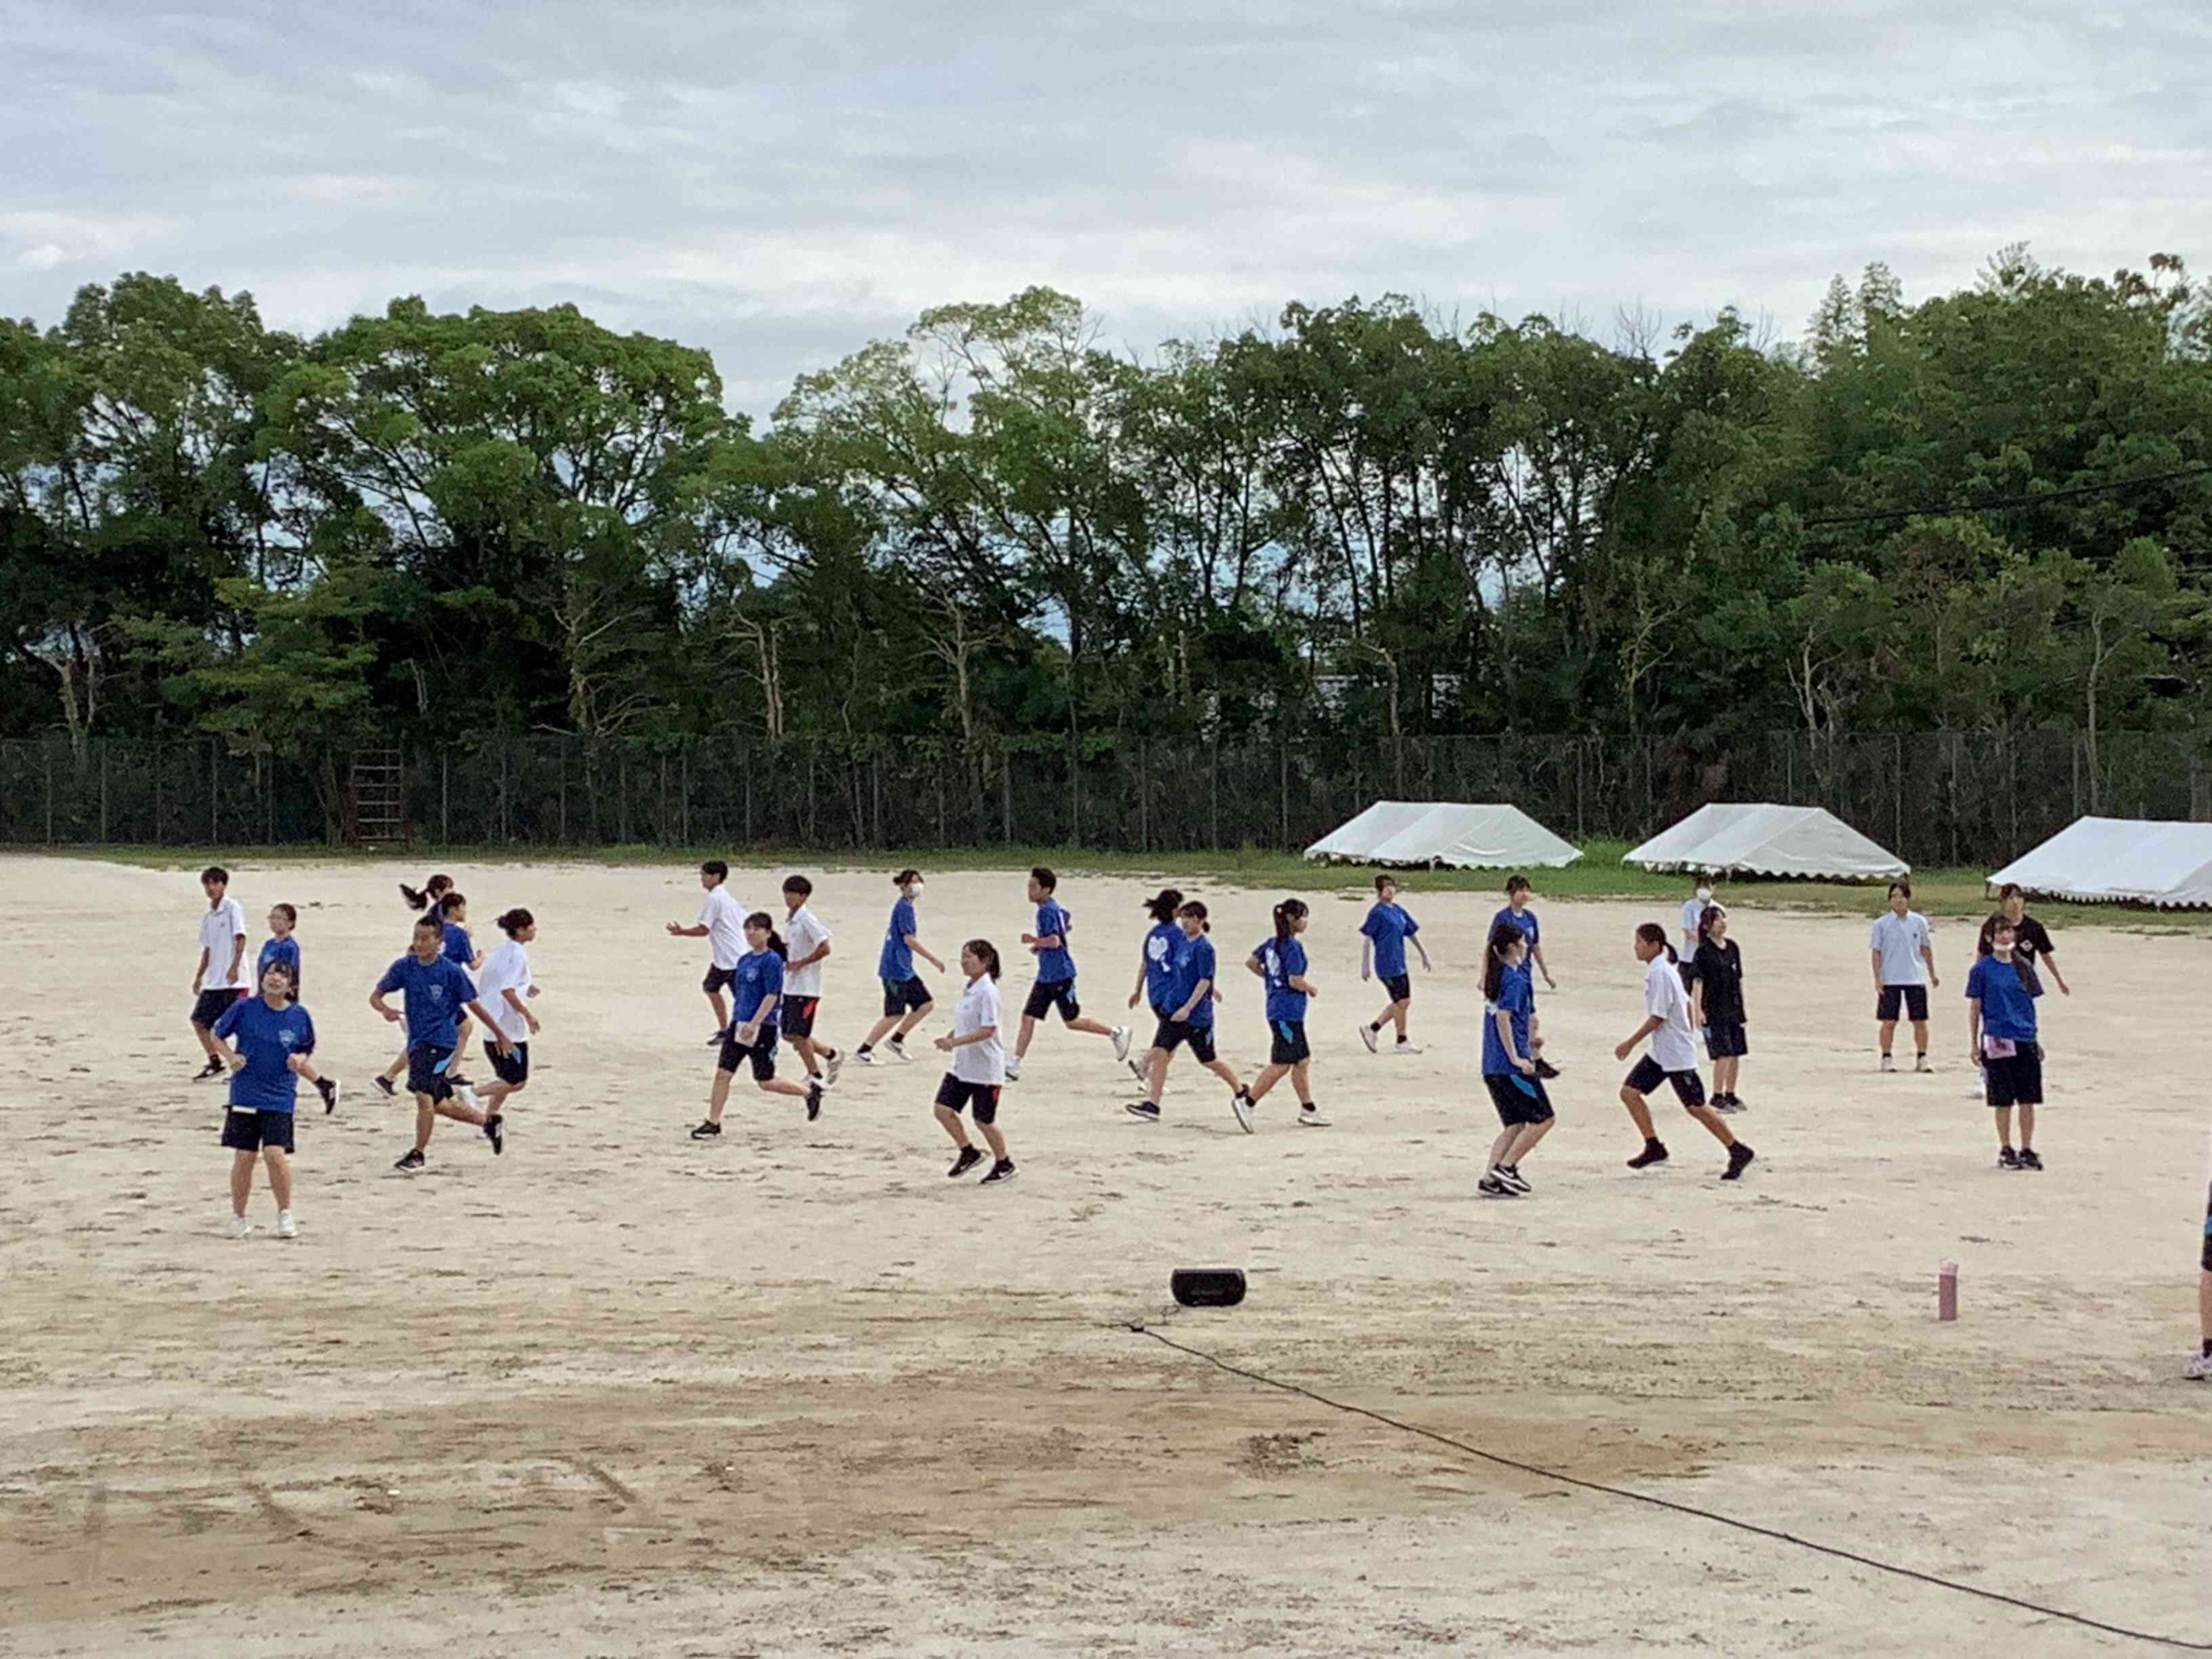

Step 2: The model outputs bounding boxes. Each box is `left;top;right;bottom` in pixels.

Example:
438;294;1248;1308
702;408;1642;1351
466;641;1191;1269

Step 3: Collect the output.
407;1043;456;1102
703;964;737;996
1625;1054;1706;1107
1155;1019;1217;1064
220;1106;295;1153
718;1029;780;1081
483;1040;529;1086
1983;1043;2043;1108
1023;979;1080;1022
1705;1023;1749;1060
1877;984;1929;1023
192;987;246;1027
1381;973;1412;1004
1484;1071;1555;1126
935;1073;1001;1126
880;975;931;1017
780;995;819;1038
1268;1020;1309;1066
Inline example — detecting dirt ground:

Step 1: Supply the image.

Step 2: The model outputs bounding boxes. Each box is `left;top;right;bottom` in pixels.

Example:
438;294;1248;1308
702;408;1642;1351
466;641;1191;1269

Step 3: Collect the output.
1;855;2206;1657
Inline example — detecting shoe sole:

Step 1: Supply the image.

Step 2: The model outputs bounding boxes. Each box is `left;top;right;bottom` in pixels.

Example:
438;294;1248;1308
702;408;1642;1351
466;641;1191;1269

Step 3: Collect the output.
981;1172;1017;1186
1231;1102;1254;1134
1297;1115;1330;1128
1124;1105;1160;1122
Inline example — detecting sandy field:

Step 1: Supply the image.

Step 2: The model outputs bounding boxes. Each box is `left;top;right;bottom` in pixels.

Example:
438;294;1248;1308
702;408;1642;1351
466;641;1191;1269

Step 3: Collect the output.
1;854;2207;1657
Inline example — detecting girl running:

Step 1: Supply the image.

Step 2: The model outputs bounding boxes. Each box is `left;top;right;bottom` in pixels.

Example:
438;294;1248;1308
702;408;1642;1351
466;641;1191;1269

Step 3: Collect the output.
1966;914;2044;1171
1123;888;1185;1084
1687;905;1748;1113
475;907;540;1116
1492;874;1561;1076
258;903;338;1111
1239;898;1328;1132
374;875;456;1096
1357;874;1431;1055
1616;922;1753;1180
213;957;317;1238
855;870;943;1065
1008;866;1130;1082
691;912;823;1136
371;914;509;1173
933;939;1016;1185
1126;901;1244;1125
1478;920;1553;1197
780;874;841;1087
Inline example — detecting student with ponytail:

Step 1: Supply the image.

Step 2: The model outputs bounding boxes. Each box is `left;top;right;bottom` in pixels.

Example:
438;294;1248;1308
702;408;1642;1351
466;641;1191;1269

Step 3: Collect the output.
1122;888;1185;1084
1477;920;1553;1196
475;907;541;1114
1126;901;1245;1125
691;912;822;1136
933;939;1016;1186
1238;899;1328;1132
1615;922;1753;1180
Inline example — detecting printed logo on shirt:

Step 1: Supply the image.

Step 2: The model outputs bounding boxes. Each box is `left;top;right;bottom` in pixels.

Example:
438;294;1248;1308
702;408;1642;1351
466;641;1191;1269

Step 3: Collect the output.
426;985;447;1004
1261;946;1282;977
1147;935;1172;964
279;1028;299;1049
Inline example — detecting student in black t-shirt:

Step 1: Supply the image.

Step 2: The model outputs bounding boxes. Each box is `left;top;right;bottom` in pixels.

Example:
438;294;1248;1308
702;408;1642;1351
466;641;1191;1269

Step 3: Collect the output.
1687;905;1749;1112
1996;885;2070;997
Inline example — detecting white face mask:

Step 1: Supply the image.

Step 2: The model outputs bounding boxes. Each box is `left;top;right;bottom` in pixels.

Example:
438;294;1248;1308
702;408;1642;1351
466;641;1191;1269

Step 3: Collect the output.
1695;886;1713;902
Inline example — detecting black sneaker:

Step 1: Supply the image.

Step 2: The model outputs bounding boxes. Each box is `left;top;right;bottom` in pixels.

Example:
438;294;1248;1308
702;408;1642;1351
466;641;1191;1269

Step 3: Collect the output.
1996;1146;2021;1171
1533;1057;1561;1080
1477;1174;1517;1198
2018;1148;2043;1171
1627;1140;1669;1170
1722;1143;1755;1181
947;1145;985;1179
1124;1100;1162;1123
394;1147;425;1173
1494;1164;1532;1195
980;1159;1017;1186
317;1078;340;1114
373;1076;396;1099
445;1071;472;1089
708;1027;732;1047
483;1113;504;1155
689;1120;722;1140
194;1057;226;1081
805;1082;823;1122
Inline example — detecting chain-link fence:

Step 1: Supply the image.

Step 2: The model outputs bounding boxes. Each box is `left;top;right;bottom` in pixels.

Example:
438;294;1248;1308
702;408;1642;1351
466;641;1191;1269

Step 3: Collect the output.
2;729;2206;868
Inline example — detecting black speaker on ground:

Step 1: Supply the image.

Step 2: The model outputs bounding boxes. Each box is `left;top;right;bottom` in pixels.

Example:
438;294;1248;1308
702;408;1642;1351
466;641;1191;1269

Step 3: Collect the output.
1171;1267;1246;1307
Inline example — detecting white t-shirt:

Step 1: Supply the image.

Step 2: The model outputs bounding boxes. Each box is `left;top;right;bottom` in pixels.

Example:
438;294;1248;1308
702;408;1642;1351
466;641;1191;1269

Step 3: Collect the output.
697;884;746;969
1643;955;1700;1073
950;974;1006;1084
783;905;831;996
1680;894;1711;949
476;939;533;1044
1869;910;1931;986
199;897;249;989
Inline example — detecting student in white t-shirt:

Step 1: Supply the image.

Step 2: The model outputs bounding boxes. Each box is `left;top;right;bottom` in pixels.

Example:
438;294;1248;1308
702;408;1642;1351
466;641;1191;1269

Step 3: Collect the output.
1615;922;1753;1180
475;907;541;1114
932;939;1015;1186
666;859;747;1041
779;875;841;1088
1869;880;1939;1072
1679;878;1716;956
190;865;251;1081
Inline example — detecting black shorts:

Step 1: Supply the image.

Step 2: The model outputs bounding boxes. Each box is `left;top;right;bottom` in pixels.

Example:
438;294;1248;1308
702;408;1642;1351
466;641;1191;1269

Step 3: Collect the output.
1982;1043;2043;1108
1269;1020;1310;1066
1877;984;1929;1023
1625;1054;1706;1107
1023;979;1081;1022
407;1043;456;1101
1381;972;1412;1004
220;1106;295;1153
934;1073;1002;1126
1154;1019;1217;1063
781;995;820;1038
483;1039;529;1086
191;987;246;1027
718;1029;779;1081
1484;1071;1555;1126
1705;1022;1749;1060
703;964;737;996
880;975;931;1017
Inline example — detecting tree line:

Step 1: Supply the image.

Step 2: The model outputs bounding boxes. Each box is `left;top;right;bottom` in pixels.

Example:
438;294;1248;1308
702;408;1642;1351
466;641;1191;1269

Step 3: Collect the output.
5;246;2210;836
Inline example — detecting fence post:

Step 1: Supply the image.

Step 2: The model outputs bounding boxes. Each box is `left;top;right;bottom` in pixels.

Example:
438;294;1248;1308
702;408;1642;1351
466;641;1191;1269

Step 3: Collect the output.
1893;733;1902;858
1949;733;1961;865
1278;734;1288;853
558;745;568;845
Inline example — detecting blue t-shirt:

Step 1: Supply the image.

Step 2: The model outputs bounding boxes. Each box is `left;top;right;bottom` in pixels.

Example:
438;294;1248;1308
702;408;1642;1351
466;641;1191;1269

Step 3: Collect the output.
1170;933;1217;1027
1254;935;1308;1024
730;947;786;1027
1492;904;1539;947
215;994;315;1113
258;934;301;989
441;922;473;965
879;896;917;980
374;954;480;1050
1033;900;1076;982
1361;901;1419;979
1481;963;1535;1076
1966;955;2037;1043
1142;922;1181;1011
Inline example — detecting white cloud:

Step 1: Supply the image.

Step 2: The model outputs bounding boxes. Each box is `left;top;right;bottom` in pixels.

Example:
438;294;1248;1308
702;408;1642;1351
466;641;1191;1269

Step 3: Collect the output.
18;243;65;270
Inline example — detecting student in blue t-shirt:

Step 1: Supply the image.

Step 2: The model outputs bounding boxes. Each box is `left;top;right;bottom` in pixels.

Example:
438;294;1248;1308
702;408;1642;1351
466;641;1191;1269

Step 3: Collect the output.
1237;898;1330;1132
693;913;823;1138
371;914;508;1174
1358;874;1433;1056
1127;901;1245;1125
258;903;340;1112
1477;920;1555;1198
1006;866;1130;1082
1490;874;1561;1076
855;870;945;1065
213;957;319;1239
1967;914;2044;1171
1121;888;1187;1086
434;890;487;1076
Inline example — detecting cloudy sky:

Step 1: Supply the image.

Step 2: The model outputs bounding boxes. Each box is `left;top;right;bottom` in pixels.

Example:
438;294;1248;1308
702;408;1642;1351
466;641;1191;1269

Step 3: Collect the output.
5;1;2205;415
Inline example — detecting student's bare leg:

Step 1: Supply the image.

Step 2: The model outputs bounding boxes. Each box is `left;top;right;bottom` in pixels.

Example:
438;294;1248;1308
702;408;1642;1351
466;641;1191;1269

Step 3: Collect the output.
1509;1118;1556;1164
1877;1018;1898;1057
979;1120;1008;1162
1620;1085;1658;1141
433;1095;487;1127
2199;1269;2211;1346
1683;1100;1738;1147
934;1102;972;1148
708;987;730;1030
2016;1103;2036;1151
481;1076;525;1111
1203;1055;1242;1092
380;1042;409;1084
1290;1059;1312;1105
1066;1014;1115;1039
262;1146;292;1212
790;1035;821;1078
1014;1014;1040;1060
1390;998;1410;1041
229;1149;257;1216
1145;1049;1171;1102
1486;1126;1519;1168
453;1016;474;1057
1246;1062;1290;1104
756;1076;808;1101
705;1067;735;1126
859;1015;903;1050
1993;1106;2012;1147
413;1094;437;1151
1716;1057;1739;1095
1909;1019;1929;1059
294;1057;324;1085
193;1020;226;1062
893;1003;935;1042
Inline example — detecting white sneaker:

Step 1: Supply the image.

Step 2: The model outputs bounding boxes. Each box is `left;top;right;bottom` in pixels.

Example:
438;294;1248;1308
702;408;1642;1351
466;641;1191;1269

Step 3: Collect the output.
1879;1054;1896;1073
886;1039;912;1063
275;1211;297;1240
855;1048;879;1066
1357;1025;1378;1054
1914;1055;1933;1074
824;1050;845;1086
2186;1349;2212;1382
225;1216;253;1240
1004;1055;1023;1082
1111;1026;1132;1063
455;1082;481;1111
1126;1054;1148;1082
1298;1105;1331;1128
1231;1090;1254;1134
1393;1040;1423;1057
1966;1067;1986;1101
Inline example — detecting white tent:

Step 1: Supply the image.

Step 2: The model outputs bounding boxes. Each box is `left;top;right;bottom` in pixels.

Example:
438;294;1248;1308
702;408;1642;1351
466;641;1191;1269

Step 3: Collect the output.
1986;816;2212;908
1305;801;1582;869
1624;802;1908;880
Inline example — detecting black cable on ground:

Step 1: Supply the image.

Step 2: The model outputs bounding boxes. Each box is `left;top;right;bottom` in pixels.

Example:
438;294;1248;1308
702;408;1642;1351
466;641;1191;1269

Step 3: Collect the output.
1124;1322;2210;1653
1803;462;2212;529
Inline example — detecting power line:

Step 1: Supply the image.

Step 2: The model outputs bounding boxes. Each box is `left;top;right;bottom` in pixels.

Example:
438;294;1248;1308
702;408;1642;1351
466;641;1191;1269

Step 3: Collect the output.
1805;463;2212;530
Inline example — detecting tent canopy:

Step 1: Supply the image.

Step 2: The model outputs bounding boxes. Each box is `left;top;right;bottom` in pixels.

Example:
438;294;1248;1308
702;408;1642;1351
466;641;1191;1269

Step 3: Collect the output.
1987;816;2212;908
1624;802;1908;880
1305;801;1581;869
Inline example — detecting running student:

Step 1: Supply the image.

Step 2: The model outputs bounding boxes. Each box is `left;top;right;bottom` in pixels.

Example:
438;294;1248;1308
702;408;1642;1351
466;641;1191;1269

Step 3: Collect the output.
213;957;317;1239
855;870;943;1065
189;865;250;1081
373;876;453;1094
933;939;1016;1185
1478;920;1553;1197
1870;880;1938;1071
779;875;841;1087
1997;884;2070;998
1492;874;1561;1076
1358;875;1430;1054
1966;914;2044;1171
258;905;339;1111
474;907;540;1117
2188;1180;2212;1381
667;859;746;1042
1007;866;1130;1082
1687;905;1748;1113
691;912;823;1137
372;915;509;1174
1237;899;1328;1132
1679;878;1716;957
1127;901;1244;1125
1616;922;1753;1180
1123;888;1185;1084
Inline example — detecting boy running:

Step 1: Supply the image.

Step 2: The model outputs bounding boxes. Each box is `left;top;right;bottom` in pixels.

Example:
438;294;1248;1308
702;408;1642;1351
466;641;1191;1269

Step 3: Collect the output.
1357;875;1431;1055
189;865;250;1081
780;875;842;1088
1870;880;1939;1071
213;958;318;1239
855;870;943;1065
1617;923;1753;1180
933;939;1016;1185
1007;866;1130;1081
1966;914;2044;1170
371;915;510;1173
668;860;747;1042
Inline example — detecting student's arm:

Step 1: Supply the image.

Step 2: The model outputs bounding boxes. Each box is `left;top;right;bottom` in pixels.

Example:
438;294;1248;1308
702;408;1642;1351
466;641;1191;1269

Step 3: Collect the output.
1412;932;1432;971
737;991;781;1037
503;985;541;1036
1966;995;1982;1067
466;998;512;1052
369;987;402;1024
2041;935;2070;994
1689;981;1706;1029
1173;977;1213;1022
1613;1014;1664;1060
666;922;709;937
790;939;831;970
1244;953;1266;979
1288;973;1318;997
935;1022;998;1050
1870;947;1884;988
1129;953;1147;1009
193;946;210;993
226;930;247;985
1530;941;1554;988
1921;937;1939;989
1360;939;1373;982
907;935;945;972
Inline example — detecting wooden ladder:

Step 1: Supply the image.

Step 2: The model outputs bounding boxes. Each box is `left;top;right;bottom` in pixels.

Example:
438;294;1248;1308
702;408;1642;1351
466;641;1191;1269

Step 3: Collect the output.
352;749;405;845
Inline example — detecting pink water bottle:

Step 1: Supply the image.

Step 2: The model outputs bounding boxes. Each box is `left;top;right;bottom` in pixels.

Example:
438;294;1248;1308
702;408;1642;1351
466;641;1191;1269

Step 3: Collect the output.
1938;1261;1959;1322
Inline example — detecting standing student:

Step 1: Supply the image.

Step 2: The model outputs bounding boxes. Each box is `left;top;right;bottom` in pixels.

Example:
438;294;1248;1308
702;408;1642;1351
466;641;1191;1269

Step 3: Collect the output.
1679;878;1717;957
779;875;841;1088
213;958;317;1239
1478;921;1553;1197
1239;899;1328;1132
933;939;1016;1186
1616;922;1754;1179
1126;901;1245;1124
2188;1181;2212;1381
1997;884;2071;998
668;859;747;1041
1123;889;1186;1084
474;907;540;1116
691;912;823;1136
1688;905;1748;1113
258;905;340;1112
1357;875;1431;1055
1008;866;1130;1081
854;870;944;1065
1870;881;1939;1071
373;876;454;1095
189;866;250;1081
1492;874;1561;1076
1966;914;2045;1170
371;915;510;1173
